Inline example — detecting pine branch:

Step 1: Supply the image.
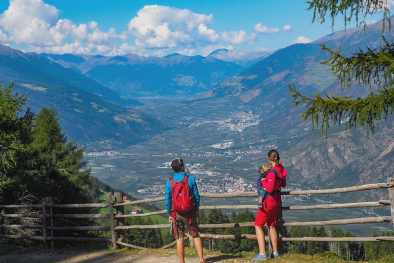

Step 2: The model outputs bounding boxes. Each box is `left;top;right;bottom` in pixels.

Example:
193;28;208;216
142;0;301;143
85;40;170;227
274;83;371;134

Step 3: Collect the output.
320;38;394;90
288;84;394;136
307;0;391;32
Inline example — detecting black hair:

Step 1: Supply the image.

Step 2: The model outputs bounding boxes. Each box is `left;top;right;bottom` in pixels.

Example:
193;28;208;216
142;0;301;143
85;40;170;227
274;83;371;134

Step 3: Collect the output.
171;158;184;173
268;149;280;166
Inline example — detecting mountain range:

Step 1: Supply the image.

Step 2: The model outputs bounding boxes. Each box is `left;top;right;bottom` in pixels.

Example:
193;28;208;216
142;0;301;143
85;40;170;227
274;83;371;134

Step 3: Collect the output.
0;45;163;150
208;49;273;67
3;15;394;202
42;52;246;97
201;18;394;199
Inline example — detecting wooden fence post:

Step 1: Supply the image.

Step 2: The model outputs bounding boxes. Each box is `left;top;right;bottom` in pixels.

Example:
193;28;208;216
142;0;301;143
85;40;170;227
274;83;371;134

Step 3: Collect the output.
188;233;195;247
41;198;47;248
109;192;117;249
388;177;394;229
267;226;273;257
45;197;53;249
114;192;126;242
276;202;285;254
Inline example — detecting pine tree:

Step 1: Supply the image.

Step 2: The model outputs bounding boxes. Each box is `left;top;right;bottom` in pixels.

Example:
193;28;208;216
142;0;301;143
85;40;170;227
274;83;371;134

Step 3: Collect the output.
27;107;90;203
288;0;394;135
0;83;33;202
307;226;319;255
329;226;346;257
317;226;329;253
343;231;360;261
307;226;329;255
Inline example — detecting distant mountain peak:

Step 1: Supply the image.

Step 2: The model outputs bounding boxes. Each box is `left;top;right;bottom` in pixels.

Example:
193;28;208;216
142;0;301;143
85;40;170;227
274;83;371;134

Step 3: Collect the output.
208;49;229;56
108;56;128;63
164;53;182;58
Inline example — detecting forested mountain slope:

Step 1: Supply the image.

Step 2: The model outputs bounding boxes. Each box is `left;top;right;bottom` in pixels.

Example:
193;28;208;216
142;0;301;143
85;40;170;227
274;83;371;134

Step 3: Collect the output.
0;45;164;149
43;52;245;97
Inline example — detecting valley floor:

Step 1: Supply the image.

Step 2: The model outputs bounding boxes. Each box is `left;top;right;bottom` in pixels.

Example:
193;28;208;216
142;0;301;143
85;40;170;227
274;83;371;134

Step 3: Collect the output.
0;246;390;263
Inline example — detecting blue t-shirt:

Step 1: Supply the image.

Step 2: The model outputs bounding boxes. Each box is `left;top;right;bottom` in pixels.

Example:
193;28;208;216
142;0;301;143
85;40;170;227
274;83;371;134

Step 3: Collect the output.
165;172;200;215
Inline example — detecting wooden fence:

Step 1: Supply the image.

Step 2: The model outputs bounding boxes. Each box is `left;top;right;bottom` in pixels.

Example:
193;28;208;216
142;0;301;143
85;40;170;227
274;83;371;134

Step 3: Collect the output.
1;177;394;252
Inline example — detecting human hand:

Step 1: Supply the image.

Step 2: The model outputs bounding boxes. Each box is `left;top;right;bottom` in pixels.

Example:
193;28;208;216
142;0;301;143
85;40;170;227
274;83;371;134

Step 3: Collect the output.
195;211;199;218
169;216;173;223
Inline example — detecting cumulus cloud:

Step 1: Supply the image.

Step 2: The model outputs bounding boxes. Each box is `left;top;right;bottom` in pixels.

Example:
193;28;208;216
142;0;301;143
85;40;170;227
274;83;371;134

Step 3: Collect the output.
283;25;291;31
255;46;268;52
0;0;120;54
198;24;219;43
0;1;262;55
254;23;279;34
221;30;256;45
126;5;213;48
152;50;166;57
177;48;195;56
292;36;312;44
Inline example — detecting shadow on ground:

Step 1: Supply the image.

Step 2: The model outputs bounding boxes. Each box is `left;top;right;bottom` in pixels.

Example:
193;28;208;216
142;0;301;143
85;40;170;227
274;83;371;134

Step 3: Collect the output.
205;254;239;262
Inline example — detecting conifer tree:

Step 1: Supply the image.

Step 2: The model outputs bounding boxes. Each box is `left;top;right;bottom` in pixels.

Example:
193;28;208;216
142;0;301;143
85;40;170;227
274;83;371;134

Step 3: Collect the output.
290;227;303;254
0;83;33;202
288;0;394;135
307;226;329;255
343;231;360;261
27;107;90;203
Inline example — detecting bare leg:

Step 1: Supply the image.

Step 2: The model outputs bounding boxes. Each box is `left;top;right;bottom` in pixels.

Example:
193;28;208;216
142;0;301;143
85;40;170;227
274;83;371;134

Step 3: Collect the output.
176;237;185;263
194;236;205;262
255;225;266;254
269;226;278;253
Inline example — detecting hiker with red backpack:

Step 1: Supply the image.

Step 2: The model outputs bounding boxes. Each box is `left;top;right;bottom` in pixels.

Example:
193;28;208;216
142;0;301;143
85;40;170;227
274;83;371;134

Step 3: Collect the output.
253;149;287;261
165;158;206;263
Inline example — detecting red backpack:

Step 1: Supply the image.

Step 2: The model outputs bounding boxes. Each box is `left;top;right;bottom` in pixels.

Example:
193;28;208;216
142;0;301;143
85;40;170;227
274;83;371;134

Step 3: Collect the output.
169;175;194;213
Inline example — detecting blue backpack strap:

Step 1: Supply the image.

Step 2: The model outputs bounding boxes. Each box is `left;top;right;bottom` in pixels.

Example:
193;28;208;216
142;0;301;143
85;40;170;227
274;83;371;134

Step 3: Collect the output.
257;169;280;197
269;169;279;180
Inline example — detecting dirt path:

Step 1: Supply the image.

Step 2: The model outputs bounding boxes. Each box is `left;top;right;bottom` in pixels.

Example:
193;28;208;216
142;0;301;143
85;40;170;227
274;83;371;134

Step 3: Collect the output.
0;248;247;263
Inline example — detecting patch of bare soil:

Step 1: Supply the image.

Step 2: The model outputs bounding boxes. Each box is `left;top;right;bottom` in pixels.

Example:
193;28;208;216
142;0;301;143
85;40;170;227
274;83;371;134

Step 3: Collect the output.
0;248;244;263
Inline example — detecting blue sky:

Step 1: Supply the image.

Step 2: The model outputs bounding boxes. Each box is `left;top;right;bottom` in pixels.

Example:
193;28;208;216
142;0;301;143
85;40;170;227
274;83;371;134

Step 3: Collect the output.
0;0;385;56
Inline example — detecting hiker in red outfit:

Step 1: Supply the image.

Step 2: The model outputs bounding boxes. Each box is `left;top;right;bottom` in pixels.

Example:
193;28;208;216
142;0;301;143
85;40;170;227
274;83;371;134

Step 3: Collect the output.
253;149;287;261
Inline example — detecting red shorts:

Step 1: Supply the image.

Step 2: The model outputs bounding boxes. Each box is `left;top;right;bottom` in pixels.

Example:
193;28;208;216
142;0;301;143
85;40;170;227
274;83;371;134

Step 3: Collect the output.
254;199;279;227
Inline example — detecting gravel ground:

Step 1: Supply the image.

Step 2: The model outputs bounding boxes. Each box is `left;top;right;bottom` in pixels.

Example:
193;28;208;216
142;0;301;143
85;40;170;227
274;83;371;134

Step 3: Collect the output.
0;248;244;263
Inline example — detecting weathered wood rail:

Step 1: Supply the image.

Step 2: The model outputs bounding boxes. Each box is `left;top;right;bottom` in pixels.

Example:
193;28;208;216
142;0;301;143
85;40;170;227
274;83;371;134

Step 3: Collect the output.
0;177;393;251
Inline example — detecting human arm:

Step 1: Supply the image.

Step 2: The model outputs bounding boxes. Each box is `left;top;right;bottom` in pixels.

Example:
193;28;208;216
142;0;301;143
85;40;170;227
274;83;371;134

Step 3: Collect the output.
190;177;200;212
165;180;172;216
280;178;286;188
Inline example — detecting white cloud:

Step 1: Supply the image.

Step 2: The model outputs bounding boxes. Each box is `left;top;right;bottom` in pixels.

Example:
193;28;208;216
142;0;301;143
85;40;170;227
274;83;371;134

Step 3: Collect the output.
0;0;60;46
283;25;291;31
292;36;312;44
153;50;166;57
255;46;268;52
29;41;91;54
0;0;120;54
177;48;195;56
198;24;219;43
221;30;256;45
366;19;377;25
254;23;279;34
201;44;234;56
0;1;261;56
126;5;213;49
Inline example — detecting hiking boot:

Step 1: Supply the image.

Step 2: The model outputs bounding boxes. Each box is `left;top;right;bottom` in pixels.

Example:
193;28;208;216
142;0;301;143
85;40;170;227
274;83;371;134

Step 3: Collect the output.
252;253;268;261
273;251;280;258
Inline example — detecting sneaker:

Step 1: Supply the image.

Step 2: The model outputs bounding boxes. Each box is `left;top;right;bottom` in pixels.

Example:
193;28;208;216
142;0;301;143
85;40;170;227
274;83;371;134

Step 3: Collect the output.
273;251;280;258
252;252;268;261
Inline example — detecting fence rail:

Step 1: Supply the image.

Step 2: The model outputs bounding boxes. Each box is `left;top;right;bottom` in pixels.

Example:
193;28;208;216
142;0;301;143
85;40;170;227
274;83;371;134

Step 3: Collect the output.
0;178;393;251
